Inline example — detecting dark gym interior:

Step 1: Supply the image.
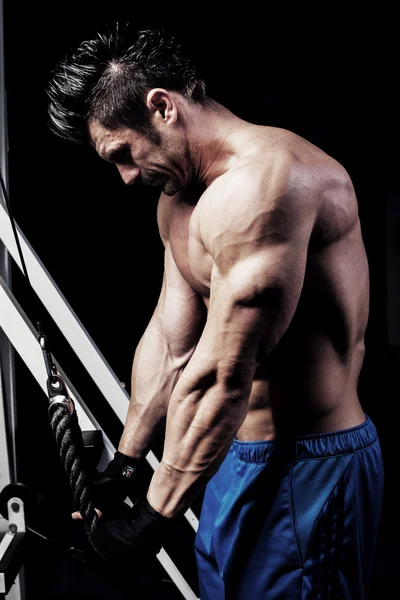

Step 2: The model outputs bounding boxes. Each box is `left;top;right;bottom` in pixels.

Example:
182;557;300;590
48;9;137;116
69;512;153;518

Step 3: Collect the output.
1;4;397;598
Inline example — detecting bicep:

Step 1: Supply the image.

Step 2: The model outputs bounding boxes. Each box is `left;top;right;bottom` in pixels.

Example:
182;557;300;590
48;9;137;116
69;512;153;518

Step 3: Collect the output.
151;243;206;360
131;244;205;397
154;193;206;359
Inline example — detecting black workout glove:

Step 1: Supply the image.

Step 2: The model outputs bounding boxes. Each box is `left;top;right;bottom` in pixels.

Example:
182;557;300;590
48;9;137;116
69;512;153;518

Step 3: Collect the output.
89;451;142;520
89;496;171;561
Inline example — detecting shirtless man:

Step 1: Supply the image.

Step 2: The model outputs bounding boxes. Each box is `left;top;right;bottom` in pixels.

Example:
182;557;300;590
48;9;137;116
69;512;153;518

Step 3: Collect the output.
47;25;384;599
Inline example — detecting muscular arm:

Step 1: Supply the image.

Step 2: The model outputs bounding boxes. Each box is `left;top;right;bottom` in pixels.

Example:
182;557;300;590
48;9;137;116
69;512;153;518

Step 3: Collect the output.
118;199;205;458
147;170;316;517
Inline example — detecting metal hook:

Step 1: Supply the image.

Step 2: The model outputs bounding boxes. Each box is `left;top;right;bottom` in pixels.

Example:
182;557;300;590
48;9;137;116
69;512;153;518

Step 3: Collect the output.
37;321;58;385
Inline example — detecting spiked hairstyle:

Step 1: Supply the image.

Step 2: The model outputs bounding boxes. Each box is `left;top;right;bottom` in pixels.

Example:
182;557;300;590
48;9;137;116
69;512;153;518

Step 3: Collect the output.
47;24;207;143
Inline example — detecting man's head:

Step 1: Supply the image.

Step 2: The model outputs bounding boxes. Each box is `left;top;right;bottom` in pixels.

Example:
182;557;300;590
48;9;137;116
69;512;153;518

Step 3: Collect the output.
47;24;208;195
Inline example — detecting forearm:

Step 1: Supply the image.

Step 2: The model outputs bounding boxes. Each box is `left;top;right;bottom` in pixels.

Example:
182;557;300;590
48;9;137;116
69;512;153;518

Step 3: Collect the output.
118;319;193;459
118;398;169;460
147;362;253;517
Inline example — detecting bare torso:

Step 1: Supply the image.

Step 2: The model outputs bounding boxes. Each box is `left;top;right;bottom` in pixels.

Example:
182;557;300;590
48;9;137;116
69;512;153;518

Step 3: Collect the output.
161;126;368;440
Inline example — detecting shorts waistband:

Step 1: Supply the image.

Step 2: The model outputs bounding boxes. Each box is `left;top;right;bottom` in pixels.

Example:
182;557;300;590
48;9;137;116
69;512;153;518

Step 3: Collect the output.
233;416;378;462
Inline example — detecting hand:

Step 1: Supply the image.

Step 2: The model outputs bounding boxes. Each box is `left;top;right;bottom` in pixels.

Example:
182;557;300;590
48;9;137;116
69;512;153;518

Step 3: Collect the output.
72;451;142;521
89;496;171;561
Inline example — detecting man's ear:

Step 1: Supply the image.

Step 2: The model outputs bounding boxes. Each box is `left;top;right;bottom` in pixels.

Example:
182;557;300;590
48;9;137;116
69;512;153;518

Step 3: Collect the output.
146;89;177;125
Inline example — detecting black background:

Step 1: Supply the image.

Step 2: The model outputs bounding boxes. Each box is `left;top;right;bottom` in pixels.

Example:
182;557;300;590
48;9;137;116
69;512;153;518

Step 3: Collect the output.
2;3;398;598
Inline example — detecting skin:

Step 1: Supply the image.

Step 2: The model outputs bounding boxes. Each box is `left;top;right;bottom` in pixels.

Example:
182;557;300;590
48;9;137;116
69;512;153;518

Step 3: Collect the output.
75;89;368;520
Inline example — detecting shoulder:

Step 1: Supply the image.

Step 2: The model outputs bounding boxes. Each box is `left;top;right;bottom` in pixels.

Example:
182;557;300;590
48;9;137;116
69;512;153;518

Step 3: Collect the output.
197;151;316;258
198;126;357;254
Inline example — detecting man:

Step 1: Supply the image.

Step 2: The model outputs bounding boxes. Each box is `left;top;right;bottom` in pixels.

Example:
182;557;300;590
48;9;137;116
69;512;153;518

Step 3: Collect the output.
47;24;384;599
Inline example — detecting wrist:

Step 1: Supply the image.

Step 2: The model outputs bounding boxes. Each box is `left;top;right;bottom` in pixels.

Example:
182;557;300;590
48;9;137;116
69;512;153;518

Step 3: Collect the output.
140;496;171;524
147;462;189;519
105;451;141;481
113;450;141;464
117;441;144;461
148;460;211;518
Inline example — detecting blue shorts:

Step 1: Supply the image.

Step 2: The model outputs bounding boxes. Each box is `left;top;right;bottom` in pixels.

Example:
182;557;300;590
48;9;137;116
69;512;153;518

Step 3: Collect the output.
194;416;384;599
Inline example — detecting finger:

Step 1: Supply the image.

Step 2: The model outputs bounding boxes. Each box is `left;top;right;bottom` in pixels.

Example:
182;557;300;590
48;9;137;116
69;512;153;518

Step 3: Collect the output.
71;508;102;520
71;511;83;520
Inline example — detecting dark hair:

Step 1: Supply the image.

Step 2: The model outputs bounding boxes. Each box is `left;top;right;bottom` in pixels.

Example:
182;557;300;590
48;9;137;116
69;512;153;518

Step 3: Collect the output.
47;24;207;143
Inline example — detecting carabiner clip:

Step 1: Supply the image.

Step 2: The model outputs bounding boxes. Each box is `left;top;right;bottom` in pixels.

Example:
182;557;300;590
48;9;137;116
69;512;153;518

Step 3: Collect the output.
47;374;75;416
37;322;74;415
37;321;57;385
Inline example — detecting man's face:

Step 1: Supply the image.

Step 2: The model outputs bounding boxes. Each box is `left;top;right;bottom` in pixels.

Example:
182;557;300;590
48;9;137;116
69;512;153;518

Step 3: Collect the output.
88;121;187;196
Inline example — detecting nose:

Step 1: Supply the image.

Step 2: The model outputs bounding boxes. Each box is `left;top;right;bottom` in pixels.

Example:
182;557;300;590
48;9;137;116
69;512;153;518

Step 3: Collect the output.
117;165;141;185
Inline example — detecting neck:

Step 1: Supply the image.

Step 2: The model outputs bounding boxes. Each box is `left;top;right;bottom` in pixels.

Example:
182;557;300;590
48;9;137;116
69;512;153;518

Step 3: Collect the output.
181;99;248;187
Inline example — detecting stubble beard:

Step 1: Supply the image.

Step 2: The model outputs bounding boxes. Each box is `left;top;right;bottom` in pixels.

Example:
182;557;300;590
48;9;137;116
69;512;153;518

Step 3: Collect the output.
162;176;182;196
